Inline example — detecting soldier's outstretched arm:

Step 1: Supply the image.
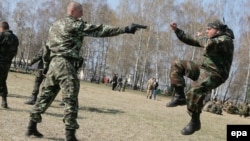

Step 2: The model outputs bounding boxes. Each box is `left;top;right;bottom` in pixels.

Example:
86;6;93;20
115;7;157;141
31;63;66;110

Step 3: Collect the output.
83;23;147;37
170;22;206;48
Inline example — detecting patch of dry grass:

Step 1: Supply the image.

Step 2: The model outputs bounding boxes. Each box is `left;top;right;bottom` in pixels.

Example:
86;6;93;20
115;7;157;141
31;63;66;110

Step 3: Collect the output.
0;72;249;141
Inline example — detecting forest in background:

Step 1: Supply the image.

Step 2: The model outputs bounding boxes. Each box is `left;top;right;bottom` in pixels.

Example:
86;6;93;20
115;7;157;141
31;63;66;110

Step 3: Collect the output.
0;0;249;103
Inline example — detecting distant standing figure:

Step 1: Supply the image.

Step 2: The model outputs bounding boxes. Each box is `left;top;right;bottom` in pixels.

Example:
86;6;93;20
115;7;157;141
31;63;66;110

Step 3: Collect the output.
117;76;123;91
146;77;155;99
112;74;118;90
0;21;19;108
153;80;159;100
122;78;128;92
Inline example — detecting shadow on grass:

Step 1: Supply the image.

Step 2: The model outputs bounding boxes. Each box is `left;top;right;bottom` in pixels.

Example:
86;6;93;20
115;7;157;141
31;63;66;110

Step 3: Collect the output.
45;137;65;141
9;94;63;103
45;112;85;119
79;106;125;114
0;107;31;112
8;93;29;99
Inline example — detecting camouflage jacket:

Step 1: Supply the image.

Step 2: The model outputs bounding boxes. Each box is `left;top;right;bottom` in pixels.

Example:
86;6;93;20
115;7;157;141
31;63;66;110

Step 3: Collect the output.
175;28;234;81
147;78;154;90
0;30;19;63
44;16;126;64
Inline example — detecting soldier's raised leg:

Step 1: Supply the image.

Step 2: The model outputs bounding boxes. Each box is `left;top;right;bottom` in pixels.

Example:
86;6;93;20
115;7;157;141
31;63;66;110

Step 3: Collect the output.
181;69;224;135
166;60;200;107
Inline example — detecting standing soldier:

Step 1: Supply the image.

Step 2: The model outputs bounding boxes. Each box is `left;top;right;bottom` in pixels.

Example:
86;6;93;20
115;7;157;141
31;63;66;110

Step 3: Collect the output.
25;46;44;105
166;20;234;135
25;1;144;141
146;77;155;99
0;21;19;108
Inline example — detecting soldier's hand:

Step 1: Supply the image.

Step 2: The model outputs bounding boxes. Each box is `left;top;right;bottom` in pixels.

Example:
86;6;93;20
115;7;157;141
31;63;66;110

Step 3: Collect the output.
125;24;138;34
170;22;177;31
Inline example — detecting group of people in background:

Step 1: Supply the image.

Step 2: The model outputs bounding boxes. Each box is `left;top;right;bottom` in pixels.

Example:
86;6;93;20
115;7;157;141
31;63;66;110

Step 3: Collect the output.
203;99;250;118
146;77;159;100
109;74;160;101
110;74;128;92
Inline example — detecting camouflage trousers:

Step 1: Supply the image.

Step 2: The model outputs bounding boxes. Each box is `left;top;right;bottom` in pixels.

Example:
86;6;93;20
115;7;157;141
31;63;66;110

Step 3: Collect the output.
31;70;44;96
170;60;224;113
30;56;80;130
0;63;11;97
146;89;153;98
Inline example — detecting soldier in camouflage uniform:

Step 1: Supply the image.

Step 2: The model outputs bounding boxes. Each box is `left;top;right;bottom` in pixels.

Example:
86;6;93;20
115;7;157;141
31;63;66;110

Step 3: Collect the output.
25;46;44;105
223;101;229;111
0;21;19;108
166;20;234;135
25;2;142;141
226;102;239;114
208;100;223;115
238;102;249;118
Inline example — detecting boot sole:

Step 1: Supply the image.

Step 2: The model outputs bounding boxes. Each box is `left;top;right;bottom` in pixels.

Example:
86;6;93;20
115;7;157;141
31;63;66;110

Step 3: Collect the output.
24;102;35;105
25;133;43;138
181;125;201;135
181;128;200;135
166;102;186;107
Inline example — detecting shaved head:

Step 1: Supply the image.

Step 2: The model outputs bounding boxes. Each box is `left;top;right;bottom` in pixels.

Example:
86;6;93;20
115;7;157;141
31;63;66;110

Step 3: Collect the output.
67;1;83;18
0;21;9;32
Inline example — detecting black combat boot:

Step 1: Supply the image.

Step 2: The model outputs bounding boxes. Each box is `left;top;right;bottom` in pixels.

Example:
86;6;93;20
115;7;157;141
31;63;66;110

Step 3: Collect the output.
25;120;43;137
25;94;37;105
181;112;201;135
65;129;78;141
166;86;186;107
1;96;8;108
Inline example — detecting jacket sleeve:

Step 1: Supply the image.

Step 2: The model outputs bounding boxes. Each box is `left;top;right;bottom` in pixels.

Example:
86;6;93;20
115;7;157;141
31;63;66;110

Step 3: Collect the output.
30;48;43;65
42;42;51;69
175;28;208;48
82;23;126;37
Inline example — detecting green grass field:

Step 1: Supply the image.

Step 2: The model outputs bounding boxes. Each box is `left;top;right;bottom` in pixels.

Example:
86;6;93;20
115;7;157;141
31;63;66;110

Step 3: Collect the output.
0;72;249;141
